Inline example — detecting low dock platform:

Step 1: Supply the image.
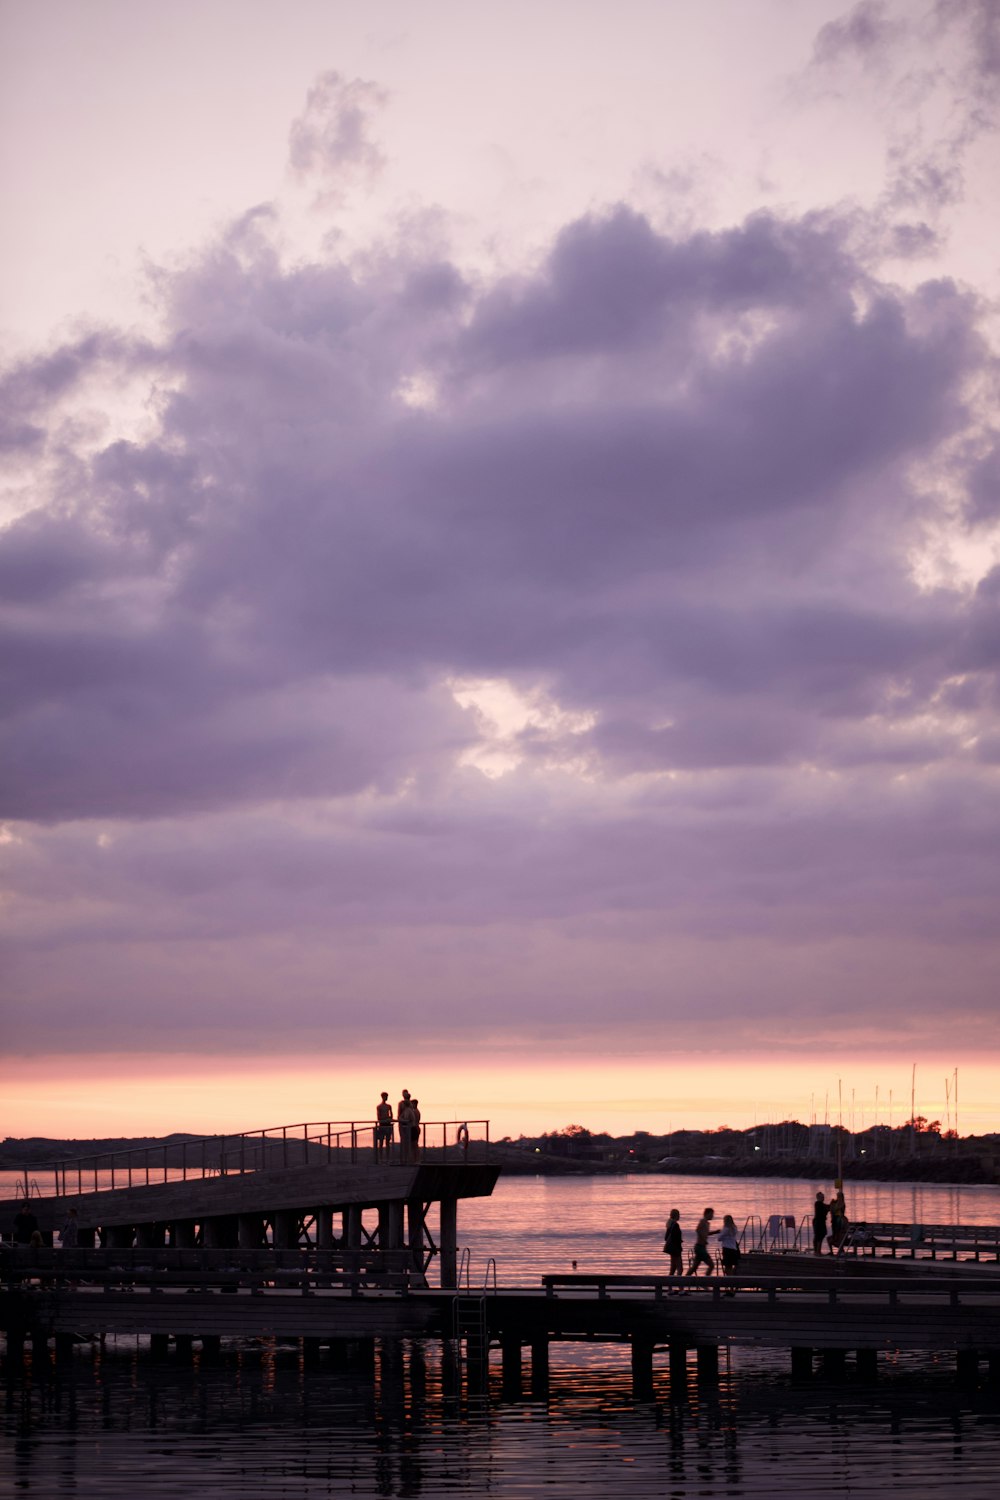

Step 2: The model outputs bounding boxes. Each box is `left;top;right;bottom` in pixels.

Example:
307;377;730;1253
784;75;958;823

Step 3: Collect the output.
4;1257;1000;1394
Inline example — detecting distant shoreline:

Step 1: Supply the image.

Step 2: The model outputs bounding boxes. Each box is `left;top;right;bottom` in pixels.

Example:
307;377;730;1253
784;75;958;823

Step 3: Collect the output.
2;1136;996;1189
493;1156;998;1186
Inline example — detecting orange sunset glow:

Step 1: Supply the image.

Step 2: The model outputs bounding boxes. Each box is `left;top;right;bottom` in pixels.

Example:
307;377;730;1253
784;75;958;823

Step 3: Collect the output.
2;1052;997;1143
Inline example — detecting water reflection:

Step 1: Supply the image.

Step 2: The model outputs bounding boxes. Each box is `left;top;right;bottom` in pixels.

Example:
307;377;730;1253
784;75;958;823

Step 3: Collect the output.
4;1174;1000;1496
4;1337;1000;1499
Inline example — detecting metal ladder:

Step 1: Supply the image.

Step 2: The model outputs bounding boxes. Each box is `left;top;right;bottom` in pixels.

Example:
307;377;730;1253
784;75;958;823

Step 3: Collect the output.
451;1250;493;1381
453;1292;488;1366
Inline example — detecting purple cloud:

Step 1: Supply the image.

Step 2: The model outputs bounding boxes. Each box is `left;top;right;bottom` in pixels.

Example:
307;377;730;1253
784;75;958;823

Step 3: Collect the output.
2;61;999;1058
288;71;388;200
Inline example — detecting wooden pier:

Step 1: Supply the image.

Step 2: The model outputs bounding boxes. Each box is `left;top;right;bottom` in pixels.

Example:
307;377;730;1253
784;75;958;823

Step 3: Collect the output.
4;1130;999;1396
4;1255;1000;1395
1;1118;498;1288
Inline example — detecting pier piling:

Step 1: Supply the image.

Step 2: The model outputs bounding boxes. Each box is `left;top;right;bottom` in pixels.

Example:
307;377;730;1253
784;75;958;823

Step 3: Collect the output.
530;1335;550;1397
631;1336;655;1400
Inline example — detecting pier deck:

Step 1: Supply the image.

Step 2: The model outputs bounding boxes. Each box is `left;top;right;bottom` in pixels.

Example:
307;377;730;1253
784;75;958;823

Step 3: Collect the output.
4;1257;1000;1390
1;1119;499;1289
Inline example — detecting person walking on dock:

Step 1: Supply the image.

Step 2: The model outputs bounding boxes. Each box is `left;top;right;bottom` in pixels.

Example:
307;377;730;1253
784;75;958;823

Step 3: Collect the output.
410;1098;422;1162
812;1191;831;1255
60;1208;79;1248
719;1214;740;1292
686;1207;718;1277
375;1092;394;1162
663;1208;683;1285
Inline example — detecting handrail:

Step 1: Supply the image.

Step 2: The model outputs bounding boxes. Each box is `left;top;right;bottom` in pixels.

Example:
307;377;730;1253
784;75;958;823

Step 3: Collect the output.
2;1244;420;1294
539;1270;1000;1300
457;1247;472;1291
739;1214;764;1251
35;1119;493;1198
840;1221;1000;1260
483;1257;498;1294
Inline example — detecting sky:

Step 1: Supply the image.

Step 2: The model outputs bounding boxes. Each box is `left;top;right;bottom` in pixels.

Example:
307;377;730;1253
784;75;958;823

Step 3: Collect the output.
1;1;999;1141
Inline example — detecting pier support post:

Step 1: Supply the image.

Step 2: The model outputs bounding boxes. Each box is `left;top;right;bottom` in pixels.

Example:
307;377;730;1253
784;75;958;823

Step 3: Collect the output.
791;1347;813;1380
327;1339;349;1370
379;1339;405;1411
345;1206;363;1251
5;1330;25;1376
150;1334;169;1360
378;1201;404;1251
856;1348;878;1381
407;1199;426;1271
272;1210;299;1249
986;1350;1000;1386
55;1333;75;1366
631;1336;655;1401
203;1216;239;1250
696;1344;719;1385
957;1349;980;1386
201;1335;222;1361
350;1338;376;1383
174;1335;194;1363
439;1198;458;1289
441;1337;461;1402
30;1330;51;1376
315;1209;335;1250
107;1225;134;1249
303;1337;322;1367
530;1336;550;1398
172;1220;197;1249
501;1335;523;1398
821;1348;846;1378
238;1215;264;1250
136;1223;165;1248
668;1336;688;1390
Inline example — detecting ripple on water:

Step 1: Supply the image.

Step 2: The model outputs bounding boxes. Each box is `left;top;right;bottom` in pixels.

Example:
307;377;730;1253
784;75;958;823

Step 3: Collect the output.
2;1339;1000;1499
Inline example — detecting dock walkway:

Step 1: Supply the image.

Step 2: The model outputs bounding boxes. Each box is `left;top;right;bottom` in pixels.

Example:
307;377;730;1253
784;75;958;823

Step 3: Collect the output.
4;1255;1000;1393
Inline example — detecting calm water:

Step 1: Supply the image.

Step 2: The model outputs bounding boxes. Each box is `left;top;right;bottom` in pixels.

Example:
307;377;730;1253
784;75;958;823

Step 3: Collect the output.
3;1173;999;1498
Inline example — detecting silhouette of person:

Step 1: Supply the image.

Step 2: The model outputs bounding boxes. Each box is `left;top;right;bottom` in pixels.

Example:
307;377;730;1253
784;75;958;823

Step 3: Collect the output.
397;1090;413;1164
375;1092;394;1162
719;1213;740;1291
13;1203;38;1245
830;1187;848;1250
812;1191;830;1255
663;1208;683;1281
60;1208;79;1247
686;1207;717;1276
410;1099;422;1162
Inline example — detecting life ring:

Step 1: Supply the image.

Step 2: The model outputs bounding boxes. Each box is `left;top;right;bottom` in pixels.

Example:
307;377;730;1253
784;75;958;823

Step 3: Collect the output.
456;1123;470;1154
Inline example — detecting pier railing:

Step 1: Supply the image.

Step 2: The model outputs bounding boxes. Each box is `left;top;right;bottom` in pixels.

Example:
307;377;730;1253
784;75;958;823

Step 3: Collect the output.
2;1244;425;1292
739;1213;807;1253
39;1119;492;1198
840;1221;1000;1261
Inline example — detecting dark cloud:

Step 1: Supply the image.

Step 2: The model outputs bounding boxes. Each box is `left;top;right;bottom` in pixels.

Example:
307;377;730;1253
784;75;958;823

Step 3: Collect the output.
2;99;999;1054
